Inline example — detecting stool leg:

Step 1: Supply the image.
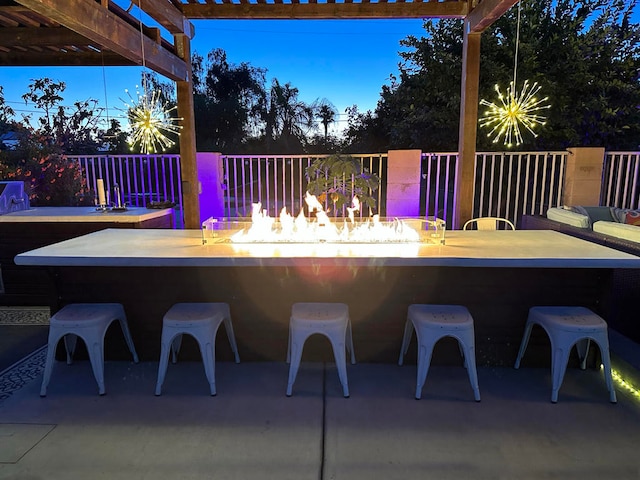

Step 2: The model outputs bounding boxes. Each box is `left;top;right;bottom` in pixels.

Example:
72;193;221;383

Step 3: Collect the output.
286;334;306;397
223;316;241;364
117;318;139;363
459;339;481;402
595;339;617;403
575;338;590;370
286;323;292;364
346;320;356;365
514;321;534;369
86;336;106;395
196;336;217;396
171;334;184;364
329;336;350;398
40;331;63;397
550;342;571;403
398;319;414;366
63;333;78;365
155;331;174;396
415;338;436;400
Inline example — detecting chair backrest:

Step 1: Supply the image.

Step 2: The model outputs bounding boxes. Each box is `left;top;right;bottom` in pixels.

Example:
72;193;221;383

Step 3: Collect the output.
462;217;516;231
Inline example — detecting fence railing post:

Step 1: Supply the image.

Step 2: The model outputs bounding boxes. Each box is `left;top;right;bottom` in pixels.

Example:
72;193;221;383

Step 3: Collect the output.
386;149;422;217
197;152;225;223
564;147;605;206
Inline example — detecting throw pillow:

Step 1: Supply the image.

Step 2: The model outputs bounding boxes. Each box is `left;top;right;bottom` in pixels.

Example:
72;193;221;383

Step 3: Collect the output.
625;210;640;226
610;207;629;223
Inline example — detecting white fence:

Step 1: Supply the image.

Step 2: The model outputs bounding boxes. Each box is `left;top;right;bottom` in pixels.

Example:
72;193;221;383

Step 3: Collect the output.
421;151;568;228
602;152;640;209
221;153;387;219
69;150;640;230
69;154;183;227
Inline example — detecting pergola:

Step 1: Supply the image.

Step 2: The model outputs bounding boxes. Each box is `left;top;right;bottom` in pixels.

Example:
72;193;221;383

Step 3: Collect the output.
0;0;518;228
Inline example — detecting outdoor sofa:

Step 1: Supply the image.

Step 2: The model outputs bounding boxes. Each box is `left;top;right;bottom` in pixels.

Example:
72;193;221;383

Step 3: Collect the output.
521;205;640;345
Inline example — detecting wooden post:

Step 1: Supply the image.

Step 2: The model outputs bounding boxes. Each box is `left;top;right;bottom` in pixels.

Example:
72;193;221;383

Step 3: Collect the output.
454;22;481;230
175;33;200;229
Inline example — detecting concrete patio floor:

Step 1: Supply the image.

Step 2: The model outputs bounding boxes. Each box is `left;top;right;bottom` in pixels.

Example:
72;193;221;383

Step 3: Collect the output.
1;351;640;480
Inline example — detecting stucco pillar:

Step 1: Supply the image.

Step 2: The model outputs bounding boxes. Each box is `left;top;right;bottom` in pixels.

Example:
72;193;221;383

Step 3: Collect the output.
197;152;225;223
563;147;605;206
386;149;422;217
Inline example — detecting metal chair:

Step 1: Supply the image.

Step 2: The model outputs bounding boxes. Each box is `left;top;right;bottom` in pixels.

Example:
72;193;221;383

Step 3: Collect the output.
463;217;515;231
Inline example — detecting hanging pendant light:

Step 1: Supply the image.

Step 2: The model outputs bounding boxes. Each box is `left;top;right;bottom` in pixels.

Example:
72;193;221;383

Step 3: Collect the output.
122;0;182;154
479;1;551;147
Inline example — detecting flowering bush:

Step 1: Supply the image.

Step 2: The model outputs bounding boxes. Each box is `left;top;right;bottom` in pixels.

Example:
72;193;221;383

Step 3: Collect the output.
1;153;88;206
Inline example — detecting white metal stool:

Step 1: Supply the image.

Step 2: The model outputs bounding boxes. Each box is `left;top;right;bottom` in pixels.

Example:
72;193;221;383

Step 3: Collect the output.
514;306;616;403
398;304;481;401
155;303;240;396
40;303;139;396
286;302;355;397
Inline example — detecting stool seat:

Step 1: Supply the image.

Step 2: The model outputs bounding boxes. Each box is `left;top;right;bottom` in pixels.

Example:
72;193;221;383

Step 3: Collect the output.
40;303;139;396
399;304;481;401
514;306;616;403
155;303;240;396
287;302;355;397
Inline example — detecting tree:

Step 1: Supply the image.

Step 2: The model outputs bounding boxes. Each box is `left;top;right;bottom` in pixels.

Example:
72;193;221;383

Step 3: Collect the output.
192;49;266;152
314;99;338;139
21;78;65;134
0;86;15;133
264;79;316;153
345;0;640;151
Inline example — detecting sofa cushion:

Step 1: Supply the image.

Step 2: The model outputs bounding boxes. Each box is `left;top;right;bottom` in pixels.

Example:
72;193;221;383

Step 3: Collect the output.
547;207;590;228
593;221;640;244
571;206;614;225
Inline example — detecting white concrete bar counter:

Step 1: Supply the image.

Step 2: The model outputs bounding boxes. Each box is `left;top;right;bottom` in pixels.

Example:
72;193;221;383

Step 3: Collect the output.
14;228;640;365
14;228;640;268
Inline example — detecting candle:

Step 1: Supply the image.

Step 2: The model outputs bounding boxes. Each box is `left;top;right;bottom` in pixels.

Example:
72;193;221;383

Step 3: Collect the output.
97;179;106;206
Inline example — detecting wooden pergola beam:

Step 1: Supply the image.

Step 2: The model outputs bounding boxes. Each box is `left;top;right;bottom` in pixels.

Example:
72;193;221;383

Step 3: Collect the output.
13;0;188;82
180;1;468;19
0;27;92;47
466;0;518;33
139;0;194;38
0;50;135;67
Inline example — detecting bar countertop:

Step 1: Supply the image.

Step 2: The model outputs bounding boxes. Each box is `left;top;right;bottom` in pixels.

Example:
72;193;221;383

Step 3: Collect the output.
0;206;173;223
14;228;640;268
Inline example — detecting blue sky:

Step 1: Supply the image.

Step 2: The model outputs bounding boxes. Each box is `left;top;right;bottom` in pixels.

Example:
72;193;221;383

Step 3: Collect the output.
1;3;638;137
1;18;427;136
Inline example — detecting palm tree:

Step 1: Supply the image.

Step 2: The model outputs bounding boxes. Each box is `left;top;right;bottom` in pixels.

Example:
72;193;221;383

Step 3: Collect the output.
315;99;337;140
266;79;315;151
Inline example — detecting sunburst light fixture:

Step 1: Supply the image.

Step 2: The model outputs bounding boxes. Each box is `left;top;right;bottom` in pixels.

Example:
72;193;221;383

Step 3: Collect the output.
479;80;550;147
479;0;550;147
123;0;183;154
123;87;182;154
